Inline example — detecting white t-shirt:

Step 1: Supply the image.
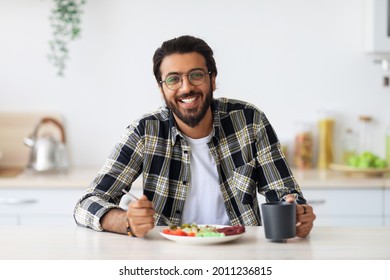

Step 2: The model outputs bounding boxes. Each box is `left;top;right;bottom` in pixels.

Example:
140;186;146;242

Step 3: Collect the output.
181;134;230;225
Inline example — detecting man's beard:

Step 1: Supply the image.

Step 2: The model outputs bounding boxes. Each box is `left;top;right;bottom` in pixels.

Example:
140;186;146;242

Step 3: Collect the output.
163;87;213;128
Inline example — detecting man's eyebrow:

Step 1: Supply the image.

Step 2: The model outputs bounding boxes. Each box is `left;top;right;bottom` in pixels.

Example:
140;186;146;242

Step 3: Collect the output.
165;68;205;76
165;71;180;76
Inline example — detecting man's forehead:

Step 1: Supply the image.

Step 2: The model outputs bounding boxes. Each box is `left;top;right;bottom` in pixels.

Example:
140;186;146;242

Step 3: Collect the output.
160;52;206;74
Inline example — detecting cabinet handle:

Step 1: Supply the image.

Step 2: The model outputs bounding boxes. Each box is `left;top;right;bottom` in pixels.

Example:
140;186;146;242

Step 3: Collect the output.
0;198;38;205
307;199;326;205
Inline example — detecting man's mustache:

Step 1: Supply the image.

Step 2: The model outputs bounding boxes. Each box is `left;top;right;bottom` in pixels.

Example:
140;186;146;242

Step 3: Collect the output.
176;91;201;100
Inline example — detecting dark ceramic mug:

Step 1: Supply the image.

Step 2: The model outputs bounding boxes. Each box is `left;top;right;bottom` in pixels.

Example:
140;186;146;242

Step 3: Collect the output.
261;202;296;242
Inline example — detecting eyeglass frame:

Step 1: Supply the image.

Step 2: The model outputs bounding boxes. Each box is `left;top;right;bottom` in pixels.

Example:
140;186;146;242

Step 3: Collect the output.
159;68;212;90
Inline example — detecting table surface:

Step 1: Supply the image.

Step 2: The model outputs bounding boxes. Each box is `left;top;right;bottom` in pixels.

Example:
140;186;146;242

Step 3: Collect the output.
1;167;389;189
1;226;389;260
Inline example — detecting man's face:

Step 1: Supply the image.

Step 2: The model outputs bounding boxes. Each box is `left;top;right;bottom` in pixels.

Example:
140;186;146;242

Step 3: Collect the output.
159;52;216;128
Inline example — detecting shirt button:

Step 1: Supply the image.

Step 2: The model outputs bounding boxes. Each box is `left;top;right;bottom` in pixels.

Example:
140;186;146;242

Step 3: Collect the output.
183;150;188;154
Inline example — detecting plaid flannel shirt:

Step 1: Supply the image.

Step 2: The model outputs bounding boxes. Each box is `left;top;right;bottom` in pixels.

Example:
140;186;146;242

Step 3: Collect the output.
74;98;306;231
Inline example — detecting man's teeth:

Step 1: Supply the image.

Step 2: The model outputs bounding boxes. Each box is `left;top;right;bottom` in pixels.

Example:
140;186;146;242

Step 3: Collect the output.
181;97;196;103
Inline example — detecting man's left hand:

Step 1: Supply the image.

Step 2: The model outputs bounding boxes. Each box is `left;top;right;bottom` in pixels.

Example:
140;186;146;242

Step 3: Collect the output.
285;194;316;238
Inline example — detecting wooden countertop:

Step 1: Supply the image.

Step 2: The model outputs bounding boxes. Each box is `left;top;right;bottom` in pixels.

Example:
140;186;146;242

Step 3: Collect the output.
0;225;389;260
293;169;386;189
0;166;144;189
0;166;103;189
0;167;389;189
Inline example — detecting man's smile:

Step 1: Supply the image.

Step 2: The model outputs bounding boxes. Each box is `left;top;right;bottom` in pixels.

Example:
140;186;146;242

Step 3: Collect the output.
179;96;197;103
177;94;201;109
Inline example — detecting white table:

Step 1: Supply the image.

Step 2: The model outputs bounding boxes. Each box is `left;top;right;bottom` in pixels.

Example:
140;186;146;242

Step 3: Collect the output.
0;226;389;260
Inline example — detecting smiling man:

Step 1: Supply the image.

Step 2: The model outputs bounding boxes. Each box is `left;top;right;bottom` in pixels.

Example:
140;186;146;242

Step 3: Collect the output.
74;35;316;238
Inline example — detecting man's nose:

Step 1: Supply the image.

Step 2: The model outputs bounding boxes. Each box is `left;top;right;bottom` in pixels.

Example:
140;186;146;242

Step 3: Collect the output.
179;75;194;92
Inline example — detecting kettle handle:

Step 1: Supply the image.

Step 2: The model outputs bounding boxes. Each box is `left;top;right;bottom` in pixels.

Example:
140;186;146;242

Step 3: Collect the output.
32;117;66;143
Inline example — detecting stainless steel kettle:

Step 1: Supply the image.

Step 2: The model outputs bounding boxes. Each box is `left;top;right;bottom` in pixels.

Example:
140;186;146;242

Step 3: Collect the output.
24;117;69;172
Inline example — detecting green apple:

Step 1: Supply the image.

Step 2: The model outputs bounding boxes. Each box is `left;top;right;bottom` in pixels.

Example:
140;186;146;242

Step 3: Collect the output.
347;156;359;167
374;158;387;168
358;157;371;168
347;151;387;169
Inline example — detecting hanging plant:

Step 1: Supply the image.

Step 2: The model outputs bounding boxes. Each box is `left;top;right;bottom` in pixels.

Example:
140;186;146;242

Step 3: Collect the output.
48;0;87;76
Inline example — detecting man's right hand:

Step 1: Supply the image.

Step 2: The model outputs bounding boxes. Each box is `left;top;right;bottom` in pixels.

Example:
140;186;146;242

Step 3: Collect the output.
126;195;155;237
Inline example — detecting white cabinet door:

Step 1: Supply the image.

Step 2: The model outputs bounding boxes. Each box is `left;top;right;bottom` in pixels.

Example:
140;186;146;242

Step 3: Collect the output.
385;189;390;226
21;215;76;226
0;215;18;226
364;0;390;53
302;188;383;227
0;188;84;226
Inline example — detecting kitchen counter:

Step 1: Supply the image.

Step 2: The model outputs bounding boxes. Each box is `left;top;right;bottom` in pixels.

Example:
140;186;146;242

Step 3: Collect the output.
2;167;388;227
293;169;387;189
0;167;388;189
0;167;102;189
0;226;389;260
0;166;143;189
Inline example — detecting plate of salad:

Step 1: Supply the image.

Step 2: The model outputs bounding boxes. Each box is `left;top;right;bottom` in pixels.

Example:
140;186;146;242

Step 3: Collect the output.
159;224;245;245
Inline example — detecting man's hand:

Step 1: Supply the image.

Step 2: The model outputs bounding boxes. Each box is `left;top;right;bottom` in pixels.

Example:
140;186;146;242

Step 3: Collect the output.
285;194;316;238
126;195;155;237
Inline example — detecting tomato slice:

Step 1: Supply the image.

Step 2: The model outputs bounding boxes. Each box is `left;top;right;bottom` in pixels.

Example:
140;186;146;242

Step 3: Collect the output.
163;228;188;236
162;229;172;234
172;229;187;236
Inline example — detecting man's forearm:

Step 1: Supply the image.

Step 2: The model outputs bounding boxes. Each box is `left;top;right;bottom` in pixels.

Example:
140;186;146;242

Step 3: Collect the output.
100;208;128;235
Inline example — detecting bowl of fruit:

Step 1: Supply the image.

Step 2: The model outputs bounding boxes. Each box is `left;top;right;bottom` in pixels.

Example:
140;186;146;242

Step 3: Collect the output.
330;151;390;176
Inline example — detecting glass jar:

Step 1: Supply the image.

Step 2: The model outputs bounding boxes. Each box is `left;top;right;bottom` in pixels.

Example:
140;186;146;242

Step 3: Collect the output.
358;115;373;154
341;128;357;165
317;117;334;169
294;122;313;169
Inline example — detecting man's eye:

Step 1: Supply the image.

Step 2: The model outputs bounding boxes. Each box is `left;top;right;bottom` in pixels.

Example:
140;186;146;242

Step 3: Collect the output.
166;75;180;84
190;72;204;80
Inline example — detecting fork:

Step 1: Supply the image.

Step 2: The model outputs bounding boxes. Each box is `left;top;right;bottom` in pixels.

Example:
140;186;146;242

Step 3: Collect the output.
121;189;174;227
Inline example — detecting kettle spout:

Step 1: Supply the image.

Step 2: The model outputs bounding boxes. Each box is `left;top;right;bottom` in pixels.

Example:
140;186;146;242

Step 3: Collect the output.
24;137;35;147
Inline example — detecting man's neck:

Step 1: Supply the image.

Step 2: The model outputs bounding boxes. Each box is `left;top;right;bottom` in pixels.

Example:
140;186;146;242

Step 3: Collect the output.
174;108;213;139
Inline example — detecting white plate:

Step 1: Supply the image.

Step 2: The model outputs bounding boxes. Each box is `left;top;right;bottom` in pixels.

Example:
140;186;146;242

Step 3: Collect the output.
159;225;245;245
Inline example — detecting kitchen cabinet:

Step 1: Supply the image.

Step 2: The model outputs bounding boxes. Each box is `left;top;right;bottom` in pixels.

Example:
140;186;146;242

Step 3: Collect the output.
302;188;383;226
0;188;84;226
364;0;390;54
1;167;389;227
0;167;144;226
0;187;143;226
0;214;18;226
385;189;390;226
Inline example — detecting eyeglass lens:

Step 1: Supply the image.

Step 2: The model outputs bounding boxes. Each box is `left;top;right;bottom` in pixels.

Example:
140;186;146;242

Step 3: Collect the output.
164;70;208;90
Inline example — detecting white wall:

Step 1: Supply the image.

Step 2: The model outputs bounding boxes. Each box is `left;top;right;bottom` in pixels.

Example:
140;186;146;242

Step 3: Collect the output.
1;0;389;167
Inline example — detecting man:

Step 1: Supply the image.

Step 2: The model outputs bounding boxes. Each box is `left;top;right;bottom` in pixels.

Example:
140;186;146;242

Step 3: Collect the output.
74;35;316;238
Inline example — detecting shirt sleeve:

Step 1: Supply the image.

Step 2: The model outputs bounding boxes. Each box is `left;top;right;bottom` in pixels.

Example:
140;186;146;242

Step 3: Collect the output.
73;122;144;231
254;111;307;204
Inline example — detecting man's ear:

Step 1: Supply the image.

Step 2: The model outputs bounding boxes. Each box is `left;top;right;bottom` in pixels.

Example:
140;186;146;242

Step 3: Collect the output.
158;84;164;95
211;74;217;91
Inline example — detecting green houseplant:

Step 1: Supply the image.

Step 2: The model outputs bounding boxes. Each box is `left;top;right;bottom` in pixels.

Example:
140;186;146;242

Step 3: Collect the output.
48;0;86;76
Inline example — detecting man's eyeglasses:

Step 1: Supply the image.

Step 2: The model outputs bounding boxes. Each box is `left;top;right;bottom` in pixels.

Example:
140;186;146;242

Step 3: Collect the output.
160;69;211;90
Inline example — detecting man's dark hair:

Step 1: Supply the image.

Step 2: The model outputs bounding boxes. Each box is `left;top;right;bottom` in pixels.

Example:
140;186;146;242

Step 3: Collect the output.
152;35;218;85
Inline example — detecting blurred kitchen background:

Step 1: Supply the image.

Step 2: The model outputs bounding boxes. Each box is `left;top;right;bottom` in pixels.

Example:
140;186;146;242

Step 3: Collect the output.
1;0;390;227
1;0;389;169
